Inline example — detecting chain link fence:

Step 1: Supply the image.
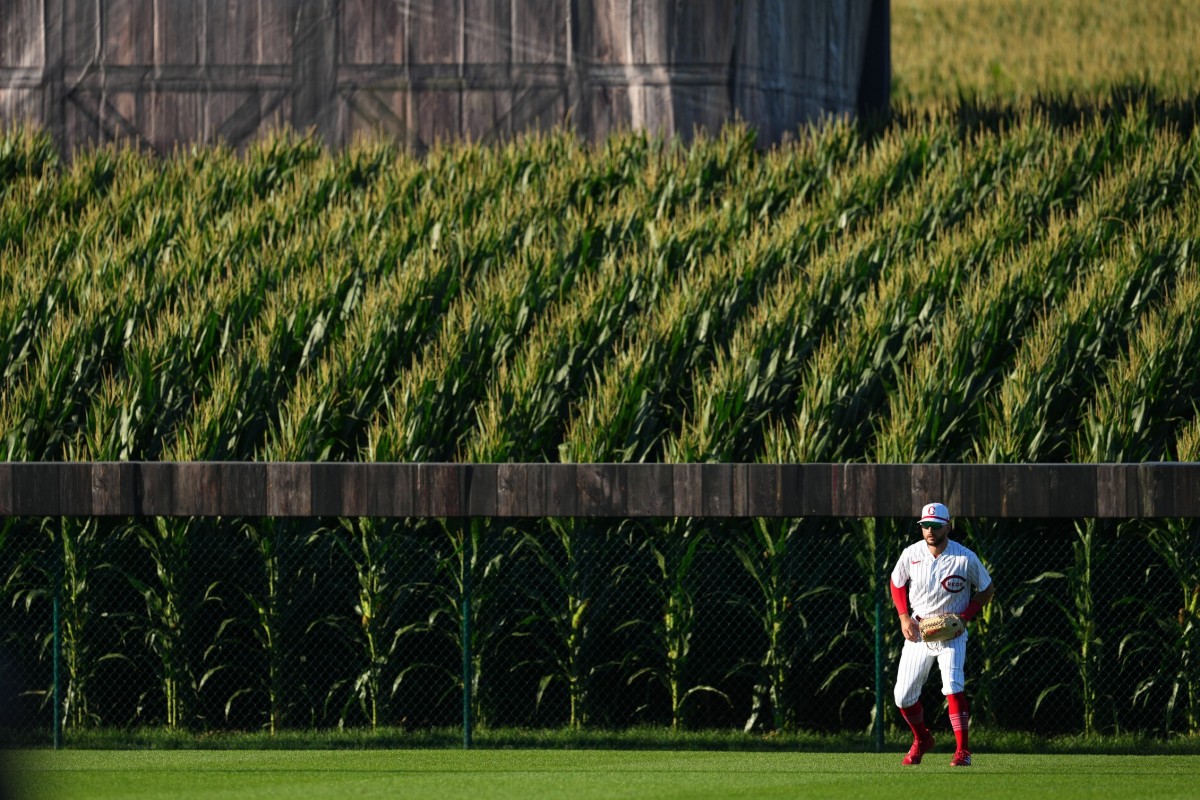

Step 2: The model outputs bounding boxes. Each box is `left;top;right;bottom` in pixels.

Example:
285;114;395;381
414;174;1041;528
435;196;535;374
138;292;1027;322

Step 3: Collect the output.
3;513;1198;743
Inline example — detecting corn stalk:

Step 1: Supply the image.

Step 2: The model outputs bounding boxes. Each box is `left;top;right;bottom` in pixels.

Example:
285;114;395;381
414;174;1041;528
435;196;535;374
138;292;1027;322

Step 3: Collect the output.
506;519;618;728
784;105;1148;463
877;128;1193;463
237;518;294;734
1016;519;1113;735
977;204;1197;462
3;518;120;730
122;517;230;729
1118;516;1200;735
311;517;425;730
728;517;831;733
674;112;1051;464
616;518;726;730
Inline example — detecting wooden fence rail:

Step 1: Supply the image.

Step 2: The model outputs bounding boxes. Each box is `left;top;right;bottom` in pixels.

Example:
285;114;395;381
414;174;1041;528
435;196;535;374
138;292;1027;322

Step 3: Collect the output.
1;462;1198;518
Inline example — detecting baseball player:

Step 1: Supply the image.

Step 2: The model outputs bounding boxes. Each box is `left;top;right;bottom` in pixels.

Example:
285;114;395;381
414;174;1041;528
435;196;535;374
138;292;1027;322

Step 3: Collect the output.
890;501;994;767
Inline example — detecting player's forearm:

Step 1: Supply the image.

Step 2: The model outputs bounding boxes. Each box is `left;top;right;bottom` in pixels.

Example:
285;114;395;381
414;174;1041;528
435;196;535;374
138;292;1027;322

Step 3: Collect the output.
890;580;910;616
962;584;995;621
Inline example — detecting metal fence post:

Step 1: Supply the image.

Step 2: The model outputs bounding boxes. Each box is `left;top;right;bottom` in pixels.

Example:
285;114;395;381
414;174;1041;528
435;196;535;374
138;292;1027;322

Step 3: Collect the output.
874;517;885;753
52;519;63;750
461;521;473;750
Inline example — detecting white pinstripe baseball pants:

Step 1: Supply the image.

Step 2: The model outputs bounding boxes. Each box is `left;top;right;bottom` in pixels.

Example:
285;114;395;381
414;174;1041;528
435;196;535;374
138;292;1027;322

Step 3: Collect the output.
894;634;967;708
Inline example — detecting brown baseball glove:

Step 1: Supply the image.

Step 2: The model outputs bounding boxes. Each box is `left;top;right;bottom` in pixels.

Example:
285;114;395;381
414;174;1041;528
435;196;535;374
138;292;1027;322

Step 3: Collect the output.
918;613;966;643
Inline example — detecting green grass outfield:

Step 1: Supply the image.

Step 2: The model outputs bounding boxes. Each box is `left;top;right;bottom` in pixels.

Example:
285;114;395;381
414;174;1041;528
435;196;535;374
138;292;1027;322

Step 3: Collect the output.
7;750;1200;800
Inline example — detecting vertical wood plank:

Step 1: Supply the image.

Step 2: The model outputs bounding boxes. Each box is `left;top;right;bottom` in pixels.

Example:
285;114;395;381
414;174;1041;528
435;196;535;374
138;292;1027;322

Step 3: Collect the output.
909;463;943;513
13;463;89;515
266;462;311;517
391;462;419;517
259;0;294;64
159;0;202;65
172;462;221;516
1122;463;1143;517
465;0;510;62
1121;463;1144;517
875;464;911;517
626;464;673;517
497;463;528;517
1138;462;1173;518
91;462;133;516
341;0;378;64
292;0;338;145
945;464;1000;518
545;463;578;516
731;463;750;517
39;0;67;144
364;463;397;516
828;463;849;516
746;463;780;517
0;462;12;515
1168;463;1200;517
778;463;805;517
1097;464;1133;518
999;464;1050;518
62;463;93;515
513;0;564;63
577;463;623;516
10;464;46;515
525;463;550;517
310;462;343;516
309;462;369;517
340;462;373;517
418;463;466;517
799;464;833;516
835;463;878;517
702;464;734;516
135;462;175;516
1049;464;1097;517
465;463;498;517
672;463;703;517
221;462;267;517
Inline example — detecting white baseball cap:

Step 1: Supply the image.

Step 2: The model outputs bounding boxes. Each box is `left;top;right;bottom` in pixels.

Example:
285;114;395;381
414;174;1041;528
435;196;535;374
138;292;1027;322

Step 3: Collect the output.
919;502;951;526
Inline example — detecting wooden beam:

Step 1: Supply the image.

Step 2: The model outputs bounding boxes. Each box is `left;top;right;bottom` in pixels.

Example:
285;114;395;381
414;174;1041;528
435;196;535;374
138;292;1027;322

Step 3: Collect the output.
1;462;1198;518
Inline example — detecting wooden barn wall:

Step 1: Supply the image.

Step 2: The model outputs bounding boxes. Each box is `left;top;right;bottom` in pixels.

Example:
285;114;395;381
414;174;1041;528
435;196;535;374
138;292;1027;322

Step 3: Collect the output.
0;0;888;153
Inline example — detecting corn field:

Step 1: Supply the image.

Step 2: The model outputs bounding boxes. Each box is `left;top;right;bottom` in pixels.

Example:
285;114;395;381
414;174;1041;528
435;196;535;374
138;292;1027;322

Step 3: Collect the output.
3;86;1200;742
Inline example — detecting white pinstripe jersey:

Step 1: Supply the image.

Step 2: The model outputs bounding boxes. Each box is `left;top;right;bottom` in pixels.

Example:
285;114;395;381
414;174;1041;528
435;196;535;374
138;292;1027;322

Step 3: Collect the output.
891;539;992;618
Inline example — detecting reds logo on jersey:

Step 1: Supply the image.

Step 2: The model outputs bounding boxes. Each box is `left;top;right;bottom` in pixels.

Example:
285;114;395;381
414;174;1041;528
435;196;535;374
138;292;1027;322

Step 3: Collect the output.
941;575;967;593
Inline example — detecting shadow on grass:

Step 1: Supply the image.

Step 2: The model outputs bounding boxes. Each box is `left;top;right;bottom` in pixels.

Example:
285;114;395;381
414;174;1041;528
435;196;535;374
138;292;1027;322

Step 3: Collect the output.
7;725;1200;756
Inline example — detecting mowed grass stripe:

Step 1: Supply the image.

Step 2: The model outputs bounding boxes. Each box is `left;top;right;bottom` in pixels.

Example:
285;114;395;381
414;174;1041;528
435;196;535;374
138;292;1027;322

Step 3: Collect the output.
10;750;1200;800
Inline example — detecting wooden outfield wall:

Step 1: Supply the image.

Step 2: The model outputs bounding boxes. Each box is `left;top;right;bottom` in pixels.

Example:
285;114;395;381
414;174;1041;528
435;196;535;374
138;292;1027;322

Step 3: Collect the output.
1;462;1198;518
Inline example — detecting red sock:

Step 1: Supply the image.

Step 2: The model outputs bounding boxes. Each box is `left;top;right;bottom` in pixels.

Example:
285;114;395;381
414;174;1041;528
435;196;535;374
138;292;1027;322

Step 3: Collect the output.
899;702;929;739
947;692;969;751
